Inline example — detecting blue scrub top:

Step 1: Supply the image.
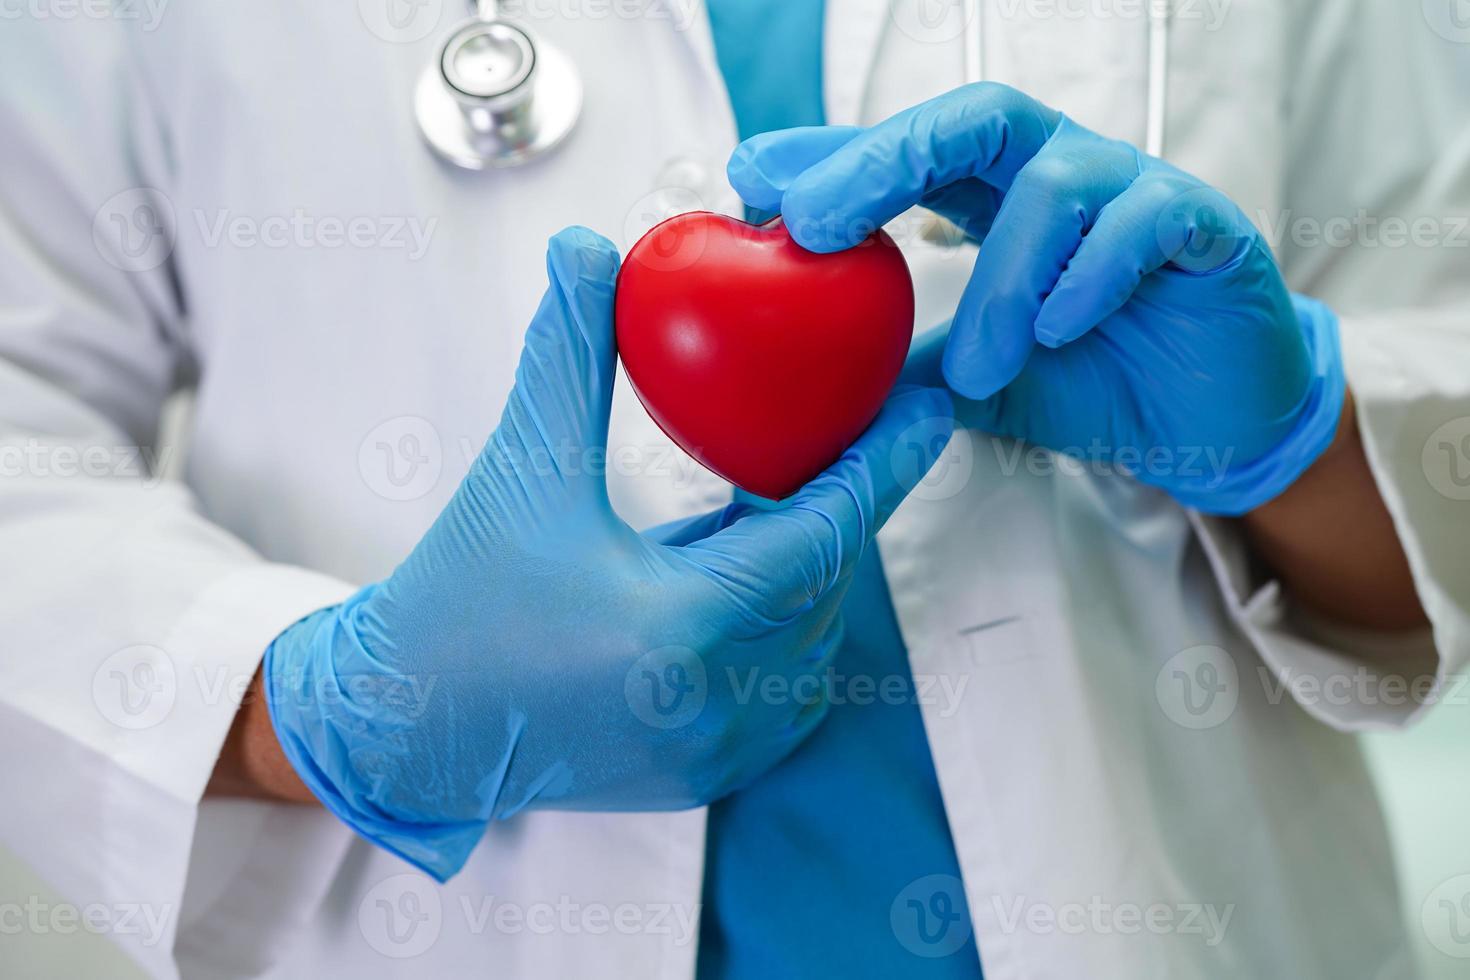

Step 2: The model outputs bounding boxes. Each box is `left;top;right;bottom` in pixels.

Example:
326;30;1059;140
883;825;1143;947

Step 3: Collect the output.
697;3;982;976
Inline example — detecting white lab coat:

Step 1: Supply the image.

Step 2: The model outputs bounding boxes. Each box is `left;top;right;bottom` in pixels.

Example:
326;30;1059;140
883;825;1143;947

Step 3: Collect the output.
1;1;1467;977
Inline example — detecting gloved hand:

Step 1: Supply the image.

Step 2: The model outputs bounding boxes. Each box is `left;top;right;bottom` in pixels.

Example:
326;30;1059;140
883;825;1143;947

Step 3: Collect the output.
726;83;1345;515
263;227;952;881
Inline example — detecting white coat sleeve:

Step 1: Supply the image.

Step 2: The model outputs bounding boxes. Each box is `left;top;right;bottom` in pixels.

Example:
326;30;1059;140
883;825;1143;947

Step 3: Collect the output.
0;20;355;978
1190;4;1470;731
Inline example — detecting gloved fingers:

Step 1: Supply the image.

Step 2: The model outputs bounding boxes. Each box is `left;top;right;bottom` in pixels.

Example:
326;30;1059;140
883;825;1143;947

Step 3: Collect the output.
688;385;954;619
781;635;839;736
741;616;843;756
919;178;1004;242
726;126;863;213
712;687;832;800
641;502;753;547
784;687;832;738
942;120;1138;399
1032;169;1249;347
480;227;623;508
777;615;844;746
728;126;1001;244
1151;177;1260;275
776;83;1062;253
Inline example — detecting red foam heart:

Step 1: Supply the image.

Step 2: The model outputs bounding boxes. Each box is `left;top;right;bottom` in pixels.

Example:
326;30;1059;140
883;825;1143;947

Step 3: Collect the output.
615;212;914;500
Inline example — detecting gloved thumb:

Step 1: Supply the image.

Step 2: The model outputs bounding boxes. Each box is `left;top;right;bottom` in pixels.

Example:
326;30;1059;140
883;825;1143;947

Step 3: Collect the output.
686;385;955;620
475;226;622;512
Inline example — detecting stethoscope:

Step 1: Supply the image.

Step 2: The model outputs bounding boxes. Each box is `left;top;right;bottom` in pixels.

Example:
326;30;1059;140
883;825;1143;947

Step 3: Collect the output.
415;0;582;170
415;0;1170;172
916;0;1169;243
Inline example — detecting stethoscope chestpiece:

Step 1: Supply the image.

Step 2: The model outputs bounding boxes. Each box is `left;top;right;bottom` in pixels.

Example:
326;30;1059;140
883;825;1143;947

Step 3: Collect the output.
415;16;582;170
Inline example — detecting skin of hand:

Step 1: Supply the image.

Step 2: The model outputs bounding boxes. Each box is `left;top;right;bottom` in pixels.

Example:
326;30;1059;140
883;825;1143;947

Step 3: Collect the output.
1239;389;1426;631
725;82;1425;631
209;228;954;881
210;669;312;801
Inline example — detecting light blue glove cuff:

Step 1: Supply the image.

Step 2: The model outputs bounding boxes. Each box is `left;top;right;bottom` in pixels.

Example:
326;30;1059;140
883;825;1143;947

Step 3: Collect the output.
1167;294;1346;516
263;590;486;883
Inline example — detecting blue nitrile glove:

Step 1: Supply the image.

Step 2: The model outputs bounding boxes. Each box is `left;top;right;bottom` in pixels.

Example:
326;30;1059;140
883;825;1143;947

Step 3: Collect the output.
262;227;953;881
726;83;1346;515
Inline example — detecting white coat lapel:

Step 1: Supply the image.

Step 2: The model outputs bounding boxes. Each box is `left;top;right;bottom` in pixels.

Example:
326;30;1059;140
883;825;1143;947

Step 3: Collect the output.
659;0;730;110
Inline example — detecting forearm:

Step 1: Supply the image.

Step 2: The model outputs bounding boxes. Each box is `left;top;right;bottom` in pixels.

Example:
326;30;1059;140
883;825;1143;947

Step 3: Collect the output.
207;669;317;803
1240;388;1427;632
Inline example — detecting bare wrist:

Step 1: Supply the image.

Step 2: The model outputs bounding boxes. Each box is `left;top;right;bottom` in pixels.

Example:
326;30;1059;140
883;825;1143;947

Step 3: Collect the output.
207;669;316;803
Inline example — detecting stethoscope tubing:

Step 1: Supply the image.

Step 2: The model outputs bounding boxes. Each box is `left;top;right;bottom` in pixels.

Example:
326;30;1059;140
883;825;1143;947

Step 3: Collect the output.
425;0;1170;168
964;0;1170;157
